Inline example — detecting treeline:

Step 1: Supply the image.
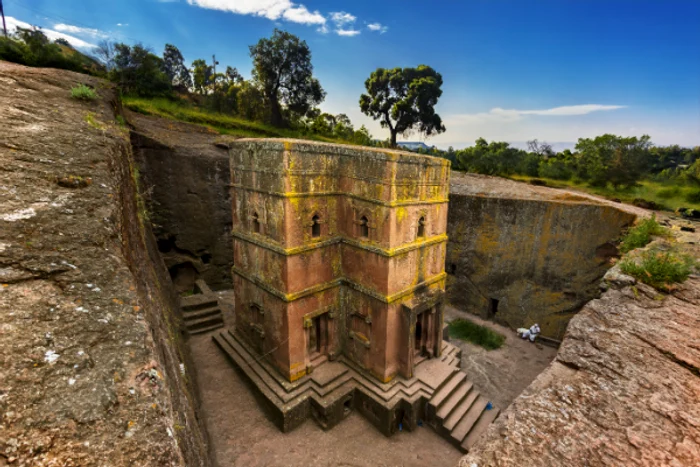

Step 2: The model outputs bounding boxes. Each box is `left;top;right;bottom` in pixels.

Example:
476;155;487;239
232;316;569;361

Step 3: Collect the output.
1;26;450;148
416;136;700;190
0;27;104;75
96;30;376;145
0;27;373;145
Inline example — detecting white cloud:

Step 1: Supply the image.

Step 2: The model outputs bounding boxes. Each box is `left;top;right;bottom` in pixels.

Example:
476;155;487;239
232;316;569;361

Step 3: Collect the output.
54;23;107;38
186;0;324;25
336;29;361;37
330;12;356;26
282;5;325;25
367;22;388;33
491;104;627;118
449;104;627;124
117;23;129;27
6;16;96;49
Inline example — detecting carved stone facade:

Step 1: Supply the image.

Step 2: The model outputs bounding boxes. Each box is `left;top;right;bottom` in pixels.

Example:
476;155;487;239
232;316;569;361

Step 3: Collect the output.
229;139;450;383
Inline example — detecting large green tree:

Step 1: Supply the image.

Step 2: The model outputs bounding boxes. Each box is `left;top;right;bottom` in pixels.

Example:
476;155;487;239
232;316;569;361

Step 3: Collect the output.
575;134;652;188
359;65;446;147
163;44;192;89
249;29;325;127
111;43;171;96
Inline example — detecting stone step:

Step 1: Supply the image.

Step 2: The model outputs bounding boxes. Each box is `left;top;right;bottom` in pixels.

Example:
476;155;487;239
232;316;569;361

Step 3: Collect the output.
443;389;479;432
189;322;224;335
221;331;352;401
450;395;488;445
436;380;473;422
461;407;500;453
183;305;221;321
219;331;296;397
194;279;212;295
185;314;224;331
430;372;466;411
181;294;218;312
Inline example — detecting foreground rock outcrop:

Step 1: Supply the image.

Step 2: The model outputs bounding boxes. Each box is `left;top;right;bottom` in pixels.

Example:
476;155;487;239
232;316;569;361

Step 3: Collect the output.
0;62;207;465
447;173;639;339
460;274;700;466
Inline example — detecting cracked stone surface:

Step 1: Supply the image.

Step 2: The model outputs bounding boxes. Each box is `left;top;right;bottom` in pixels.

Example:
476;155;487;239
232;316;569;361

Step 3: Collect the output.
460;275;700;467
0;61;205;466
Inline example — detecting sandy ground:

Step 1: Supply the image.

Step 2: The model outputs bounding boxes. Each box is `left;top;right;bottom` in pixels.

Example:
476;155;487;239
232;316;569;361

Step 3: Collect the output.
189;332;463;467
444;306;558;410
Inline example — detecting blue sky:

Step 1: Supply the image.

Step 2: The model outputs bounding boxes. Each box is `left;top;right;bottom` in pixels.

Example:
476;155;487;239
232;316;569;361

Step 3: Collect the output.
5;0;699;149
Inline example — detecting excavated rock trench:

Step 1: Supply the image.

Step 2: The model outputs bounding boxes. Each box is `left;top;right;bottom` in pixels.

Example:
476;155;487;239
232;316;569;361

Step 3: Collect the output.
2;61;698;467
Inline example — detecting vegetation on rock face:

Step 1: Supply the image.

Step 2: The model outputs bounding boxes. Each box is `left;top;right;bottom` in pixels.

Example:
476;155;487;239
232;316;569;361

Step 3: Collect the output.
620;248;695;292
360;65;445;147
448;319;505;350
619;215;669;253
71;84;97;101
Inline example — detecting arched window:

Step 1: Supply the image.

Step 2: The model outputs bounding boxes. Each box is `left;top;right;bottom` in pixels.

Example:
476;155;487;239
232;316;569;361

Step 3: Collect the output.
311;214;321;238
252;212;260;233
417;216;425;238
360;216;369;238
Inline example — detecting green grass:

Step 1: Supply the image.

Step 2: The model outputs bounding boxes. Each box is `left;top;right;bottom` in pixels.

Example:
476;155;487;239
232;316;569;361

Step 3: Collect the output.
71;84;97;101
510;175;700;212
620;247;696;292
448;319;506;350
620;215;669;253
122;96;351;143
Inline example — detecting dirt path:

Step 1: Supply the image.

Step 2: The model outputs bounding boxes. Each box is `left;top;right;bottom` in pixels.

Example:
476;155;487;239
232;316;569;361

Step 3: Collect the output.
444;306;558;410
189;332;462;467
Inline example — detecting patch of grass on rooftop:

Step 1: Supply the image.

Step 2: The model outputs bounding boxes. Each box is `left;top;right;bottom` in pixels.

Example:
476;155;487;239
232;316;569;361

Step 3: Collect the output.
122;96;349;144
448;319;506;350
620;247;696;292
620;214;669;253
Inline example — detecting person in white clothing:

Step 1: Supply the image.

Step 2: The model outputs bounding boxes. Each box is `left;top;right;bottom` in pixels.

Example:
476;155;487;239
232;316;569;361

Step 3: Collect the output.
516;324;541;342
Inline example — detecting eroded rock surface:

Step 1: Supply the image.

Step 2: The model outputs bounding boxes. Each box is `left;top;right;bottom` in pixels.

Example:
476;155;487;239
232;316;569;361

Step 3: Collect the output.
447;173;638;339
0;62;207;465
128;112;233;292
460;276;700;466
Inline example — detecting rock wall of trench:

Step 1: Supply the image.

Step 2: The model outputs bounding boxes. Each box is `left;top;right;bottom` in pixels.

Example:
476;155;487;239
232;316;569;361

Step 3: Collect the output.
460;272;700;466
446;194;636;339
129;118;233;292
0;62;208;466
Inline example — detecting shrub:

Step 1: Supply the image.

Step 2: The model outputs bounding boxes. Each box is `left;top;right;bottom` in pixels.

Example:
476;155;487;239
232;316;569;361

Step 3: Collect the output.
620;248;695;291
71;84;97;101
448;319;505;350
656;187;681;199
620;215;668;253
685;189;700;204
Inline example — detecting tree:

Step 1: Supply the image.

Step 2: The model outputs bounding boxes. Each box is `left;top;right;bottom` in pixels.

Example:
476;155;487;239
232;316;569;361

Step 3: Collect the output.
111;43;171;96
163;44;192;89
527;139;554;158
191;58;213;94
249;29;325;127
575;134;652;188
359;65;446;147
95;40;115;70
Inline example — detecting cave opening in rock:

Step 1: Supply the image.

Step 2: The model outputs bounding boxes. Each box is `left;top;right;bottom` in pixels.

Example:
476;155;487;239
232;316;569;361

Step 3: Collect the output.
169;262;199;294
489;298;499;317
